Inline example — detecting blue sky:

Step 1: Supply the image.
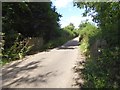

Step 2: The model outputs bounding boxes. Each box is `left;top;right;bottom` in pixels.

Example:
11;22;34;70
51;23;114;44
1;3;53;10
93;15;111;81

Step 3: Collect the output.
51;0;96;28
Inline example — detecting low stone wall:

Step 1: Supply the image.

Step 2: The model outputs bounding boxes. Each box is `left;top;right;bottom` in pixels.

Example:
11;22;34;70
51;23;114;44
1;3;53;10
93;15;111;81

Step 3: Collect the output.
90;39;107;57
26;37;44;54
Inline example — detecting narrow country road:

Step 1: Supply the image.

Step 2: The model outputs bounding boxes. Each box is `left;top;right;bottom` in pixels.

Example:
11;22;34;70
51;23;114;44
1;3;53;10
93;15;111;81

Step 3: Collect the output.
2;37;80;88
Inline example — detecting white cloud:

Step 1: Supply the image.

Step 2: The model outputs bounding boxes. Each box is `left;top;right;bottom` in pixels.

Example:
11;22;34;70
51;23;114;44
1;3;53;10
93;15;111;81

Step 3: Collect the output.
52;0;73;9
60;15;94;28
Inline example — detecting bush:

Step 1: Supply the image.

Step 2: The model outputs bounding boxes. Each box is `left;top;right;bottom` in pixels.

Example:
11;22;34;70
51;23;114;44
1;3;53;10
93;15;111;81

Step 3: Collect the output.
82;47;120;88
41;28;77;50
2;33;32;65
79;23;100;55
78;22;120;88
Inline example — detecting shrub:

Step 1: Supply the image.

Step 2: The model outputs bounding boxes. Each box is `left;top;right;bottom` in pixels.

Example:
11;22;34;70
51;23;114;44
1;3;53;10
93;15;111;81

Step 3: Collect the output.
79;22;120;88
2;33;32;65
79;23;99;55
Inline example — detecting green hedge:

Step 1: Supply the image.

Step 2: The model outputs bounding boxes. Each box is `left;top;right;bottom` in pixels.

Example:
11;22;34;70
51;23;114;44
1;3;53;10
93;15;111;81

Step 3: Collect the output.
79;23;120;88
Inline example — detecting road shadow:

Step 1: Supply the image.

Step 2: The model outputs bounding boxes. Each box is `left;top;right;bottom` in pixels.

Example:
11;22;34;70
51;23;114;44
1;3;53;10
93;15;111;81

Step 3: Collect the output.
57;39;79;50
72;55;86;88
3;71;57;88
2;58;56;88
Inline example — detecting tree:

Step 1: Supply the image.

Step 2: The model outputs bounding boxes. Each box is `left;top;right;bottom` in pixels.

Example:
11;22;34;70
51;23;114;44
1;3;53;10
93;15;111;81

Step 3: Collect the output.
78;21;88;30
2;2;62;61
64;23;75;31
74;2;119;46
74;2;120;88
2;2;62;43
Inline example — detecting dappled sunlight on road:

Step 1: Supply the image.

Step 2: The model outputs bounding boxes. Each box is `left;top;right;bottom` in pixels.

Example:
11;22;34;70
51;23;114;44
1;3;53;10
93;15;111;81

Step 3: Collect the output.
2;37;80;88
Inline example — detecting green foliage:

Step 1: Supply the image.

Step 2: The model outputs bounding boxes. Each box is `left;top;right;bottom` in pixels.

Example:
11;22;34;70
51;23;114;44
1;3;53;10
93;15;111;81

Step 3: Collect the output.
0;32;5;56
75;2;120;88
78;23;120;88
2;33;33;65
64;23;75;31
82;47;120;88
64;23;74;30
2;2;62;64
63;23;78;37
0;32;5;65
79;22;99;55
43;37;69;49
75;2;119;46
42;28;77;50
78;21;88;30
2;2;61;41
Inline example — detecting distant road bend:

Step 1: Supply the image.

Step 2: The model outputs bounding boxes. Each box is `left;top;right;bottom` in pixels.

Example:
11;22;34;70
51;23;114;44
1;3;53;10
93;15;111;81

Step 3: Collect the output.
2;37;80;88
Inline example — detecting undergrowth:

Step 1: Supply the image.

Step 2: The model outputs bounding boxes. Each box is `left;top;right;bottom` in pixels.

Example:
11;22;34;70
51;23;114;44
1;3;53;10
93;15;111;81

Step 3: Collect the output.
79;23;120;88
